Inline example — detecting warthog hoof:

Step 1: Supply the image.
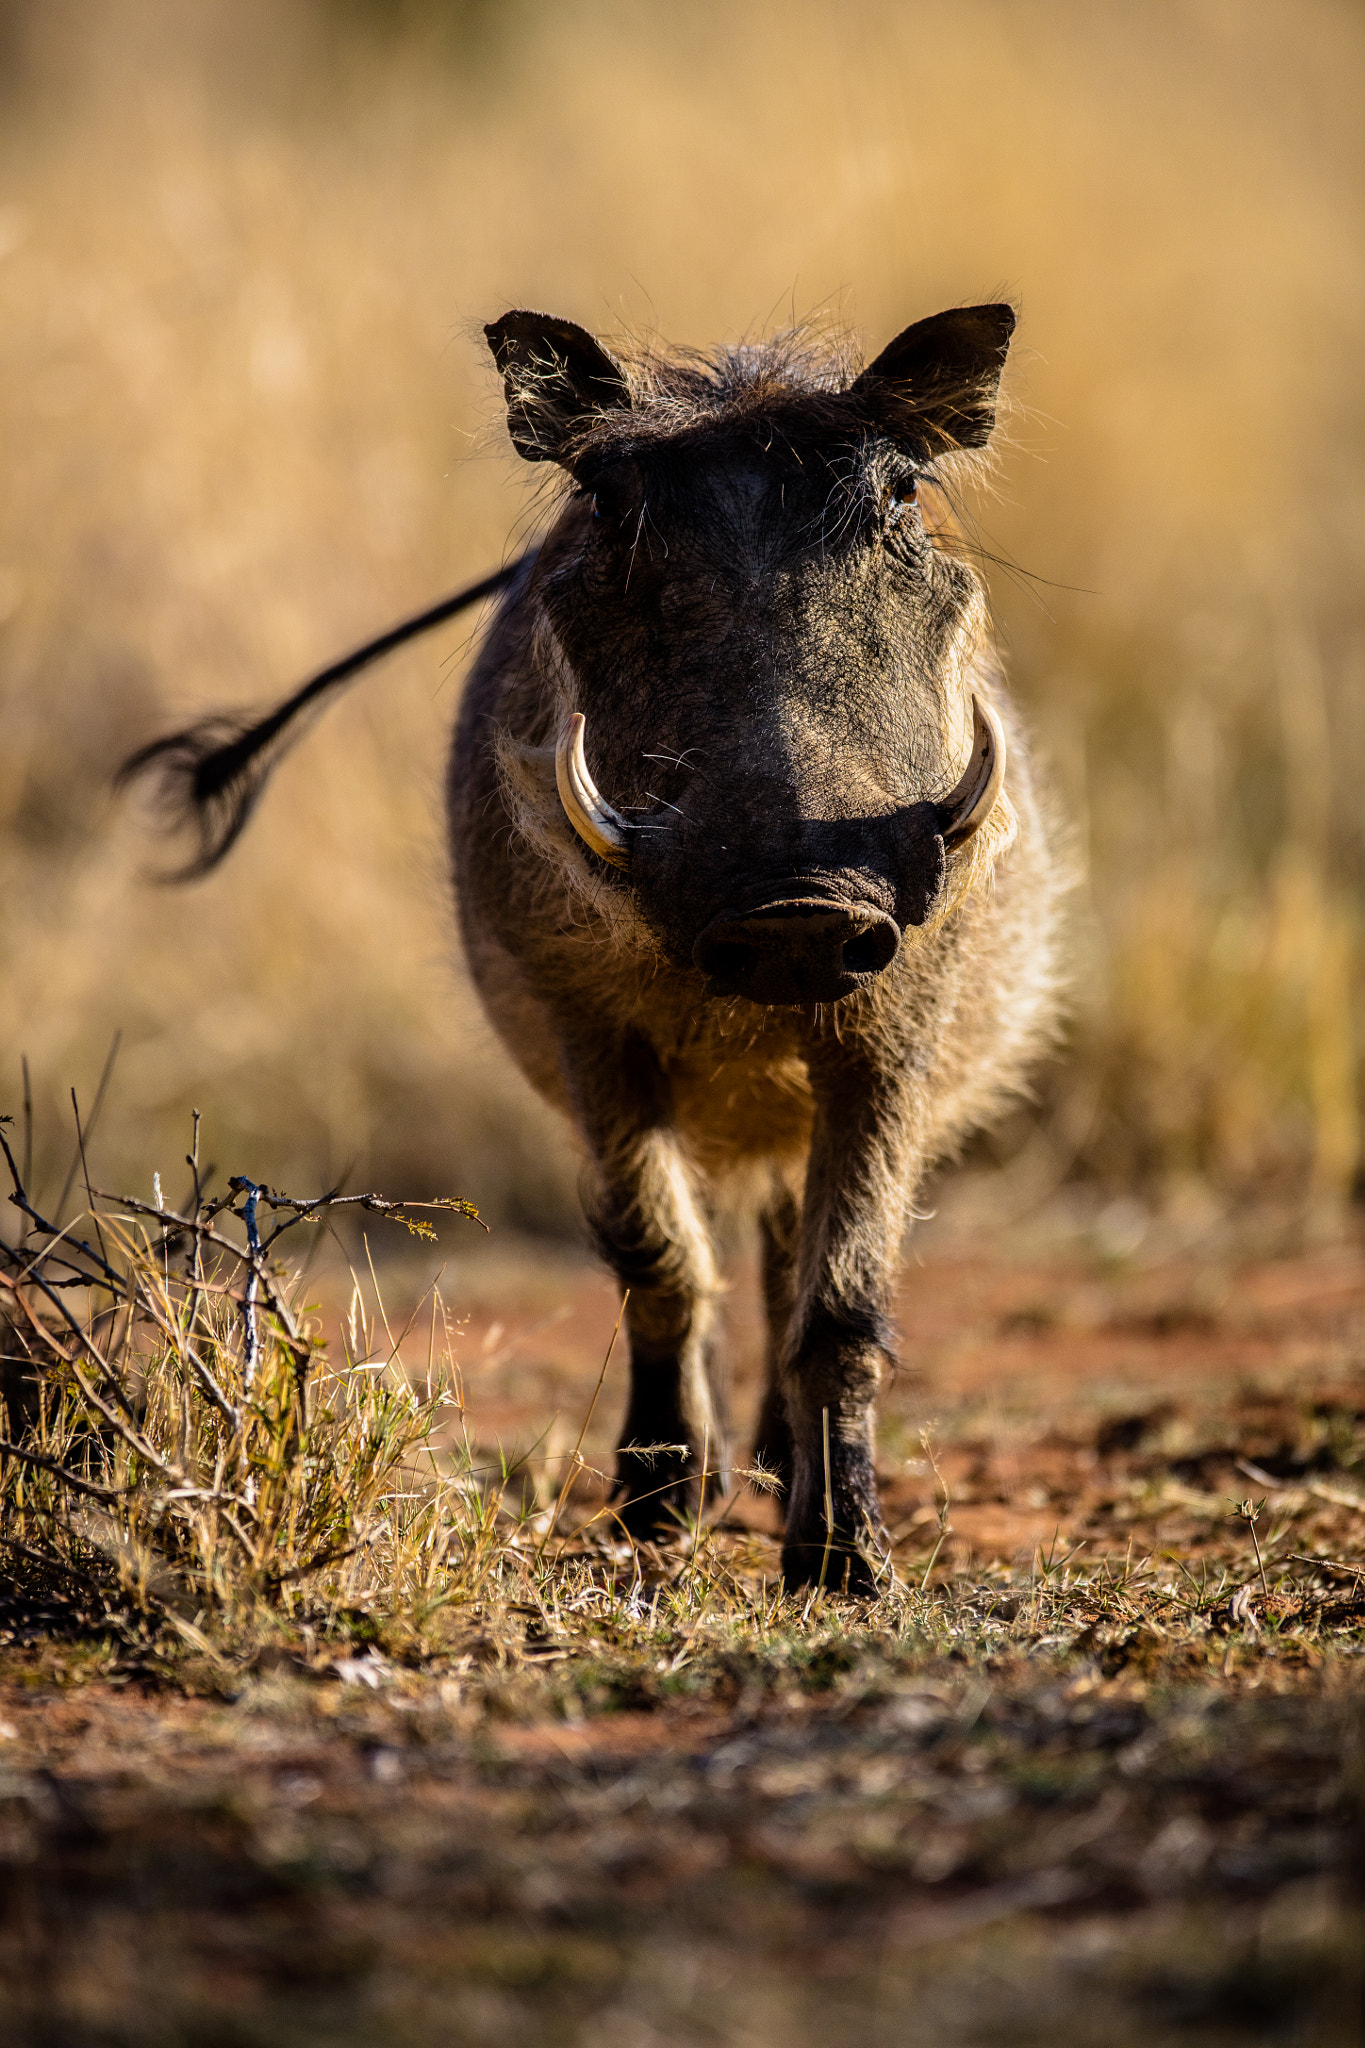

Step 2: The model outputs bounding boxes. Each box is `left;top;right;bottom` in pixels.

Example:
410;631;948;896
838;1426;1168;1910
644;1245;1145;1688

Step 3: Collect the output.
780;1531;889;1599
780;1442;889;1597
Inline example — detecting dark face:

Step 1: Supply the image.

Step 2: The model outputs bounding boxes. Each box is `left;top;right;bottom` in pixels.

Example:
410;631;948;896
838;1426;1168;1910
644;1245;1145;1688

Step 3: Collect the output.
539;432;982;1001
487;306;1015;1005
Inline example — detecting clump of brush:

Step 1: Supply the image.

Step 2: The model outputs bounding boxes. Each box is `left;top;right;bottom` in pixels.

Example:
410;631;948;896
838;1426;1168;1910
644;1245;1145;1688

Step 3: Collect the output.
0;1111;497;1658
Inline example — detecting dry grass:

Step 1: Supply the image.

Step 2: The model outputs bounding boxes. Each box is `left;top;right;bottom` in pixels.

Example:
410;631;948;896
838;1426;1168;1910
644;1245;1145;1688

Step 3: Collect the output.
2;1136;1365;2042
0;1124;493;1652
0;0;1361;1235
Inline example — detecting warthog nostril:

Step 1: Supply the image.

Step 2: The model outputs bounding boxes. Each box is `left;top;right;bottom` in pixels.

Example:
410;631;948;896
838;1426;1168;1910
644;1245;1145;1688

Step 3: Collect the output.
694;898;901;1006
703;939;754;982
842;924;898;976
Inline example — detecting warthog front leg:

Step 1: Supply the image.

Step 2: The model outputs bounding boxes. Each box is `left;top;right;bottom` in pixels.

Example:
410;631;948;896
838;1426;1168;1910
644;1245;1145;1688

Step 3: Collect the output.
778;1057;923;1595
571;1033;724;1539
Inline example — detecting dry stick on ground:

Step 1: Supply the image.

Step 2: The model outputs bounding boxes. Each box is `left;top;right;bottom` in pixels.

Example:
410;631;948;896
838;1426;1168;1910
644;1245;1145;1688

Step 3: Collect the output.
1288;1555;1365;1584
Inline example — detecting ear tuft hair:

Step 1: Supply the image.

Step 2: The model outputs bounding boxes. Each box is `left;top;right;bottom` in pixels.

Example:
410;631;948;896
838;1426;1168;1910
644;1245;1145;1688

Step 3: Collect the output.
852;304;1016;454
485;311;632;465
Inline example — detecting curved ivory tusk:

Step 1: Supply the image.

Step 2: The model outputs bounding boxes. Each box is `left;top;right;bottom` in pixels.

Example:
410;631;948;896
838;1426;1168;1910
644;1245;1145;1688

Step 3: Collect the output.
940;693;1006;846
555;712;633;867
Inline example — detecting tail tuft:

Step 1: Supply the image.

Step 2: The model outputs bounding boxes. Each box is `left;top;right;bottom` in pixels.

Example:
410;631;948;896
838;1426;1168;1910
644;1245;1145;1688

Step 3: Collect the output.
118;707;302;880
116;555;527;881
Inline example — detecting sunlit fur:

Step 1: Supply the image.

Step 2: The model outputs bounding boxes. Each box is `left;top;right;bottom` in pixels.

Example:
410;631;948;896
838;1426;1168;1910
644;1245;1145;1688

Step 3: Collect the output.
452;315;1067;1592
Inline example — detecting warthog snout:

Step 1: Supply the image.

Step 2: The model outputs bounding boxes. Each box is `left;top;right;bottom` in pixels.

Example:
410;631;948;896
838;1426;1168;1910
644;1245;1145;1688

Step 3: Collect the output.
693;897;901;1006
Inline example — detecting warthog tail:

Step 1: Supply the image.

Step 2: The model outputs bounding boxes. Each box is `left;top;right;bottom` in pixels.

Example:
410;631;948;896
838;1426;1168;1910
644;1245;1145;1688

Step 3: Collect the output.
119;559;525;880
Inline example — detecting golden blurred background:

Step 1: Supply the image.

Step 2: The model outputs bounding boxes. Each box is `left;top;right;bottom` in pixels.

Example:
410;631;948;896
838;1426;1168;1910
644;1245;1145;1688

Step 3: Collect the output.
1;0;1361;1248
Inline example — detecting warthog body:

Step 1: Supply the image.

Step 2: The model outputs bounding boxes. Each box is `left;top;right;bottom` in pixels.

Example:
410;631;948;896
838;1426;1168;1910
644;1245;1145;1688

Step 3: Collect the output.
450;306;1065;1590
126;301;1064;1593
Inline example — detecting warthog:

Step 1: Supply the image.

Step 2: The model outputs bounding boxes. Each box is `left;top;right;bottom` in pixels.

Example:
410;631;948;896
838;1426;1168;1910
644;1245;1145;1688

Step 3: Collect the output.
127;302;1065;1593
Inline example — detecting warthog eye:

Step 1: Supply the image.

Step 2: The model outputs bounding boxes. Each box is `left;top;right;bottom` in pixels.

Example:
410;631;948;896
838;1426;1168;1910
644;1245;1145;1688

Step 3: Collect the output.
884;479;918;532
589;469;633;529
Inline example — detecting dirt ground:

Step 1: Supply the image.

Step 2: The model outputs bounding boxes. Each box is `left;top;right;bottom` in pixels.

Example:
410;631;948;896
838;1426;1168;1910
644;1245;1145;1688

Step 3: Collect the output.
1;1234;1363;2046
429;1229;1365;1563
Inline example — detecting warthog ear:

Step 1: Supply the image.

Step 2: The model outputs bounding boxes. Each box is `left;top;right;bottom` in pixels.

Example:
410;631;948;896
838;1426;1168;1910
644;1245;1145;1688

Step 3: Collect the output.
485;311;632;464
852;304;1016;453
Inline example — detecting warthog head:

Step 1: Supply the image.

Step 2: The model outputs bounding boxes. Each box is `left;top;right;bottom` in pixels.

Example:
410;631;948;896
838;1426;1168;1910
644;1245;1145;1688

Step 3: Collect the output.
490;306;1018;1007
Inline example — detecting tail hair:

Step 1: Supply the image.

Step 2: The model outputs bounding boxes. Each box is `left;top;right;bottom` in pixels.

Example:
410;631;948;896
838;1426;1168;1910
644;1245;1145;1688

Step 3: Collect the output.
118;558;525;880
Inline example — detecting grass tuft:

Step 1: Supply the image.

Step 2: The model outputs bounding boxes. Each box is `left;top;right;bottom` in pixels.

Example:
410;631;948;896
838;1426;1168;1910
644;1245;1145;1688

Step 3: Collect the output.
0;1122;505;1661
